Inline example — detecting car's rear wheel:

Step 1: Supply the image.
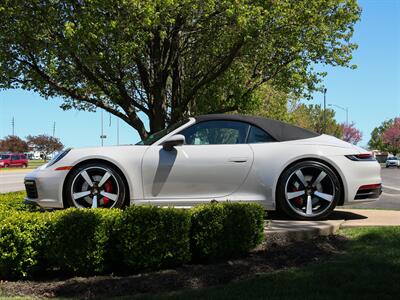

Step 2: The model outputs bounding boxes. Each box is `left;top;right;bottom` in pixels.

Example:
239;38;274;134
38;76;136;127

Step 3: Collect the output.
65;162;126;209
277;160;341;220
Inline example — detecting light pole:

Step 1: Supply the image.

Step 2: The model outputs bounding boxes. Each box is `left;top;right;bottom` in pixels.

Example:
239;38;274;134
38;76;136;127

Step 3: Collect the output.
328;104;349;125
323;88;327;133
100;109;107;146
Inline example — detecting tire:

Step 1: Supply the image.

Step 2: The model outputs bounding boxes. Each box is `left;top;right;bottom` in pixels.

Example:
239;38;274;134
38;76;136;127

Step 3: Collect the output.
276;160;341;220
64;162;127;209
4;164;9;168
22;164;27;168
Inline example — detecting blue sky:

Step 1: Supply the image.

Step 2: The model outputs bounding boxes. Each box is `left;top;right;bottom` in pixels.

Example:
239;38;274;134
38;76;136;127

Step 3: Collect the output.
0;0;399;148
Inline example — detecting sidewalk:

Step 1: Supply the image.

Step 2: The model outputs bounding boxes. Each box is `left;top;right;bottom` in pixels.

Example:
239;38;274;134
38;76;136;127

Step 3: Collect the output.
264;209;400;244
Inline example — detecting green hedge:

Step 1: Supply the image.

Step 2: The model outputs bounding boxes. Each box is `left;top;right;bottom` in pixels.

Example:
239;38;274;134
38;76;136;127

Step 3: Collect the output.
112;206;191;272
0;211;49;278
0;197;265;279
190;203;265;261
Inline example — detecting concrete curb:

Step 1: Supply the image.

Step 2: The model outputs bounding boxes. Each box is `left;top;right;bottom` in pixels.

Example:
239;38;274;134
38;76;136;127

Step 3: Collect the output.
264;220;344;245
264;209;400;244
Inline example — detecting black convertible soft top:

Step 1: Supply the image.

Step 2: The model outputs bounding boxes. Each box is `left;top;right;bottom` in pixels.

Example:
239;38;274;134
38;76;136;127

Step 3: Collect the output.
194;114;320;142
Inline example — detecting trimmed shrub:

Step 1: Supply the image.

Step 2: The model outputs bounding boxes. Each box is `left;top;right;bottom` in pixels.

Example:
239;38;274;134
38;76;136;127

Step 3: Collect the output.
0;211;49;278
190;202;265;261
0;192;39;219
112;206;191;272
46;208;121;274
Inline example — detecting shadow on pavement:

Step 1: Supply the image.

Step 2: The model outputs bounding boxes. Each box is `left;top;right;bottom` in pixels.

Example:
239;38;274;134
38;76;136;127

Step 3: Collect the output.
266;210;368;221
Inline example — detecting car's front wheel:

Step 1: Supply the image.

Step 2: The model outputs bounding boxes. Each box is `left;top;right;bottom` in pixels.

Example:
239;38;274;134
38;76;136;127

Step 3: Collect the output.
276;160;341;220
65;162;127;209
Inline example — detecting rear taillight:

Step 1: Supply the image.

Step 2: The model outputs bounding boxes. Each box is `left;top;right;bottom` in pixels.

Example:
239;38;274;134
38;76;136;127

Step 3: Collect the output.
345;153;376;161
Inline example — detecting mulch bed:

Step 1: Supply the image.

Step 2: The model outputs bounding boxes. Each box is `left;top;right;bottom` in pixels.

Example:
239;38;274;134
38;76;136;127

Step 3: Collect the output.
0;235;348;299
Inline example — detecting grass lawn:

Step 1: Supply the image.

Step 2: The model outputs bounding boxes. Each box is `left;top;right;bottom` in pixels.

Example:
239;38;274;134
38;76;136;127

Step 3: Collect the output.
124;227;400;300
0;227;399;300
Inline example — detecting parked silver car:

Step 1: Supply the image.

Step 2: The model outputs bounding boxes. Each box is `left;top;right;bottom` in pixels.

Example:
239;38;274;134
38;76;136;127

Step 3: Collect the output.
386;157;400;168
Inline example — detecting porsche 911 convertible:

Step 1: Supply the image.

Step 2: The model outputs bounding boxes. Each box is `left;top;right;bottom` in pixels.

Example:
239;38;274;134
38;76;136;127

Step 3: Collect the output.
24;114;381;220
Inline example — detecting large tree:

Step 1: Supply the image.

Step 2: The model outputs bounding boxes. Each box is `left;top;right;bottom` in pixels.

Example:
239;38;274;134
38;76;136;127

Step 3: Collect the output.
0;0;360;139
27;134;64;159
290;104;343;138
368;118;396;151
0;135;29;153
341;122;362;145
382;118;400;156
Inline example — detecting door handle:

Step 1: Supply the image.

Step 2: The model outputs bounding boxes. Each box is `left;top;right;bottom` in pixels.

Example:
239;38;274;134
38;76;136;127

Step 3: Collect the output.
228;157;248;163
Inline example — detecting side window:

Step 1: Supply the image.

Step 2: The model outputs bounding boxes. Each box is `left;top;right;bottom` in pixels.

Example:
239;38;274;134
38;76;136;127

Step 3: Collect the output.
20;155;27;160
247;126;275;143
180;121;250;145
11;155;19;160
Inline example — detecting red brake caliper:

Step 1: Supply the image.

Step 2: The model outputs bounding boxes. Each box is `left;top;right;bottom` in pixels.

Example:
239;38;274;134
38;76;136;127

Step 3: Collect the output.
103;181;112;205
292;186;303;206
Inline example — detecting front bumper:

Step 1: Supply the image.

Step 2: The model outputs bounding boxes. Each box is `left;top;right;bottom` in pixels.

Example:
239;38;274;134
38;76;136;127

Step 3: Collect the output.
24;168;68;209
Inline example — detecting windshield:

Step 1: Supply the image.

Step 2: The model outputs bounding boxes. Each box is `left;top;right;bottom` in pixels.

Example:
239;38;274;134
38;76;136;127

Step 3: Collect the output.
136;119;189;145
388;157;398;160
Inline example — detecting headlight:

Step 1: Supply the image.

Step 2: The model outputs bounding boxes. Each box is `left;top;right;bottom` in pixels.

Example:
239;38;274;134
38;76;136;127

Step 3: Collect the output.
0;162;4;166
46;148;72;168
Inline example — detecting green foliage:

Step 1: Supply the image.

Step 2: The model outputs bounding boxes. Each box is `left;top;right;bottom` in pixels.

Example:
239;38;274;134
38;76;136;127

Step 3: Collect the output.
0;212;49;278
0;194;264;279
368;119;393;151
46;208;121;274
113;206;191;272
289;104;343;137
190;203;264;261
0;0;361;137
368;118;398;153
0;192;40;220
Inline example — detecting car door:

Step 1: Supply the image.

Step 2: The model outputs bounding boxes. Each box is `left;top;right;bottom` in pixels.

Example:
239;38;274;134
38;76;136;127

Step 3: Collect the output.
141;120;254;200
10;155;20;167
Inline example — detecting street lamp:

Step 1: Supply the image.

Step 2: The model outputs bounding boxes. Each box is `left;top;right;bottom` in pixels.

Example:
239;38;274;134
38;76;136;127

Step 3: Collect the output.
328;104;349;125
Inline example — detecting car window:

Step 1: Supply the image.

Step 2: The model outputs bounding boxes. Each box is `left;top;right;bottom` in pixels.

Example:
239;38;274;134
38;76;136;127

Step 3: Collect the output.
11;155;19;160
180;120;250;145
247;126;275;143
20;155;26;159
136;119;189;145
0;155;10;160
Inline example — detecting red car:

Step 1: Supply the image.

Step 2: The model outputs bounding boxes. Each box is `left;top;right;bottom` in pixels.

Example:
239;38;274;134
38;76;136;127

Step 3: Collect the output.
0;153;28;168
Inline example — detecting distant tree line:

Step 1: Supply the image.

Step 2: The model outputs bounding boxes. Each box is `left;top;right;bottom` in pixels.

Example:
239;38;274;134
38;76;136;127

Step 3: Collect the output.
368;117;400;156
0;135;64;159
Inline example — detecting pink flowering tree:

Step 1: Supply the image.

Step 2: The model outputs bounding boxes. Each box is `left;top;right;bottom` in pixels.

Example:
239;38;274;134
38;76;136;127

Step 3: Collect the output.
341;122;362;145
383;117;400;156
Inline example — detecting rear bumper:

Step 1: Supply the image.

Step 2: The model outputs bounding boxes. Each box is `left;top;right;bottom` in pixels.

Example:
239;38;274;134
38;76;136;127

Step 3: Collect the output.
330;156;382;205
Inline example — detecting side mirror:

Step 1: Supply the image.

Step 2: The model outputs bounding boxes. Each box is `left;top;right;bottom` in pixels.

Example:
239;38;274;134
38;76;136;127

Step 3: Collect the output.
162;134;185;151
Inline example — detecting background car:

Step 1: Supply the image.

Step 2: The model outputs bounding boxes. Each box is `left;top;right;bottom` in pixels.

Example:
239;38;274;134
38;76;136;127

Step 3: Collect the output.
24;114;381;220
386;157;400;168
0;153;28;168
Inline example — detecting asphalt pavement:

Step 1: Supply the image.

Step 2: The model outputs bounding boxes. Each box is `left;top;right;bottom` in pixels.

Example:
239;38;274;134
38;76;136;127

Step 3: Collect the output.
0;167;399;209
348;167;400;210
0;169;31;193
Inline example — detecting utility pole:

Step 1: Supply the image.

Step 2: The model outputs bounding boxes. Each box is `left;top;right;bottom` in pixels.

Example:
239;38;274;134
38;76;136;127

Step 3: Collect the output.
117;117;120;146
100;109;107;146
53;122;56;137
11;117;15;136
323;88;327;133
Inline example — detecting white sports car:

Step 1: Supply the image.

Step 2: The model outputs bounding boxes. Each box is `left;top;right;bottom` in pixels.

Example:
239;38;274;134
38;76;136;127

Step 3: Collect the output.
24;114;381;220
